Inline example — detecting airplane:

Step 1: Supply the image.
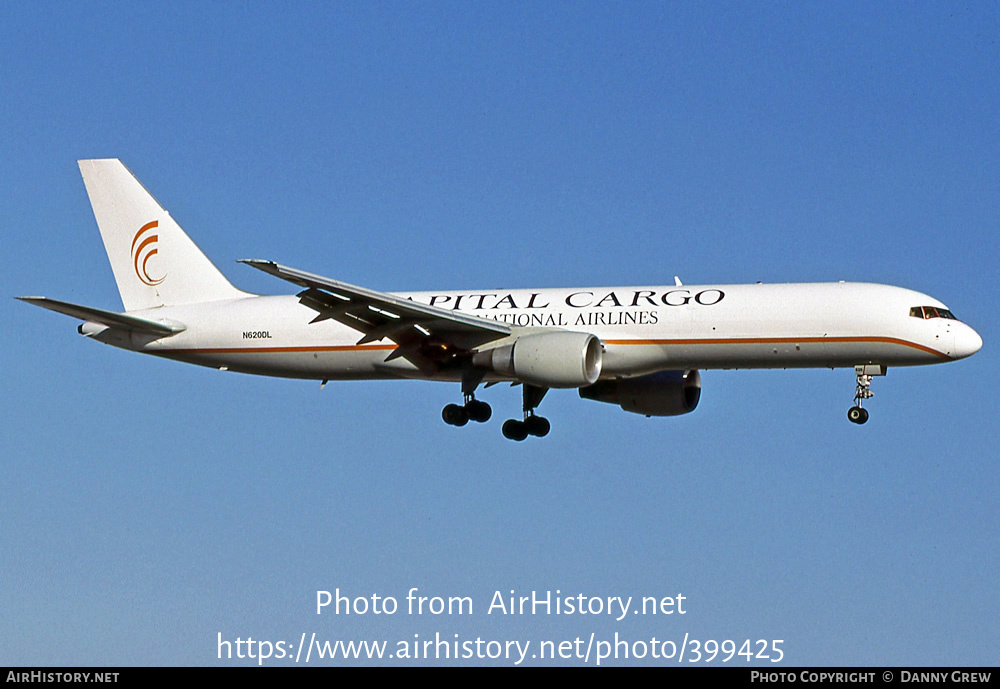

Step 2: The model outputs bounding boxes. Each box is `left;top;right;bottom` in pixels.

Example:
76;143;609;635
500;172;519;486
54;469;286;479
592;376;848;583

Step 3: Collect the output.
18;159;983;440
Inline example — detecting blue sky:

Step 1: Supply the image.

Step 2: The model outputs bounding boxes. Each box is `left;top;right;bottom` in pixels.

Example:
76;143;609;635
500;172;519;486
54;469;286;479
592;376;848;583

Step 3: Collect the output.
2;2;997;666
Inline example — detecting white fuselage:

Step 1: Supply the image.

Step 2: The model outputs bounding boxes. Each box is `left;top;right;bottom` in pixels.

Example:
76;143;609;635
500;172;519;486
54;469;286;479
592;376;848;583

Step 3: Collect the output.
103;281;980;382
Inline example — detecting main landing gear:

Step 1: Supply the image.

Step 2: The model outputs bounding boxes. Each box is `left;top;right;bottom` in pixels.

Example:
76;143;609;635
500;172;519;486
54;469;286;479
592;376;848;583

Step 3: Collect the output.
442;394;492;427
501;384;550;441
442;381;551;440
848;365;883;425
442;369;492;427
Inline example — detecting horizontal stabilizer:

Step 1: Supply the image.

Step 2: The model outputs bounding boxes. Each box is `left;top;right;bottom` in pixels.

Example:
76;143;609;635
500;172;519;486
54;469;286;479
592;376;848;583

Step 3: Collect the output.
16;297;185;336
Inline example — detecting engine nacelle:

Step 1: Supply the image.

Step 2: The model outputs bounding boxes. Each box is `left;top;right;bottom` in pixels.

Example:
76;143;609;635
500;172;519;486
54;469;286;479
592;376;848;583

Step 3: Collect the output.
474;331;603;388
579;370;701;416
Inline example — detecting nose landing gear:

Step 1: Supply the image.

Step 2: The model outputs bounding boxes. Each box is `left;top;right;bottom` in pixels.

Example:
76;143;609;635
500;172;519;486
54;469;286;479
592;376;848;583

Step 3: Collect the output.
848;365;884;425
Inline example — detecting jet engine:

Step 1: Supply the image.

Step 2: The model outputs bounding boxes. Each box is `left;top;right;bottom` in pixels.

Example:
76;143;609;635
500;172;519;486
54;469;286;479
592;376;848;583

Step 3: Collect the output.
473;331;603;388
579;370;701;416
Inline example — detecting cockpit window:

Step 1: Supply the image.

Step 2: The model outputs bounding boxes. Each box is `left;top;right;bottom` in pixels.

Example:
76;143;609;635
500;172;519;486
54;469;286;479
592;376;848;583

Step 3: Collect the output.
910;306;957;320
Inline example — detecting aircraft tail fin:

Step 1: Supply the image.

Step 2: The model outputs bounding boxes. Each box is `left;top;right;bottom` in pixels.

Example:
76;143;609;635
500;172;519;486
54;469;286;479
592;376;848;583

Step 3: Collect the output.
78;159;248;311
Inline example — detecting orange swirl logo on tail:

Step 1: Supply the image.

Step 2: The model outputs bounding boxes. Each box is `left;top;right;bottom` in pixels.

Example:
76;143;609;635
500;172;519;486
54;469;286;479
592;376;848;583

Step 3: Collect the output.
131;221;166;286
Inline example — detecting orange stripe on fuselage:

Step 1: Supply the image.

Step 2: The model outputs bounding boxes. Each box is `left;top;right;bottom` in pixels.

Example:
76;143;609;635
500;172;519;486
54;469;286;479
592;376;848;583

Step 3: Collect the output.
153;336;948;360
603;336;949;358
155;344;398;355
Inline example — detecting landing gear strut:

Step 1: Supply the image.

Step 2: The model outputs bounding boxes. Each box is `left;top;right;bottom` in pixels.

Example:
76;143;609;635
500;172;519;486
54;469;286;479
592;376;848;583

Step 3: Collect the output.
502;384;550;441
848;365;883;425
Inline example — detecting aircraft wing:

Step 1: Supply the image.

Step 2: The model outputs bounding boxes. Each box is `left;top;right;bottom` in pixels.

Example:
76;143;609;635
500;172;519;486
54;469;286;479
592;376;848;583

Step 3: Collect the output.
239;259;511;372
15;297;185;336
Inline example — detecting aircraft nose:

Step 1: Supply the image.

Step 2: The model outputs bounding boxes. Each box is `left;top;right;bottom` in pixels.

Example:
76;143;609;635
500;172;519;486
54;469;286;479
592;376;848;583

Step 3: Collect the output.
953;324;983;359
